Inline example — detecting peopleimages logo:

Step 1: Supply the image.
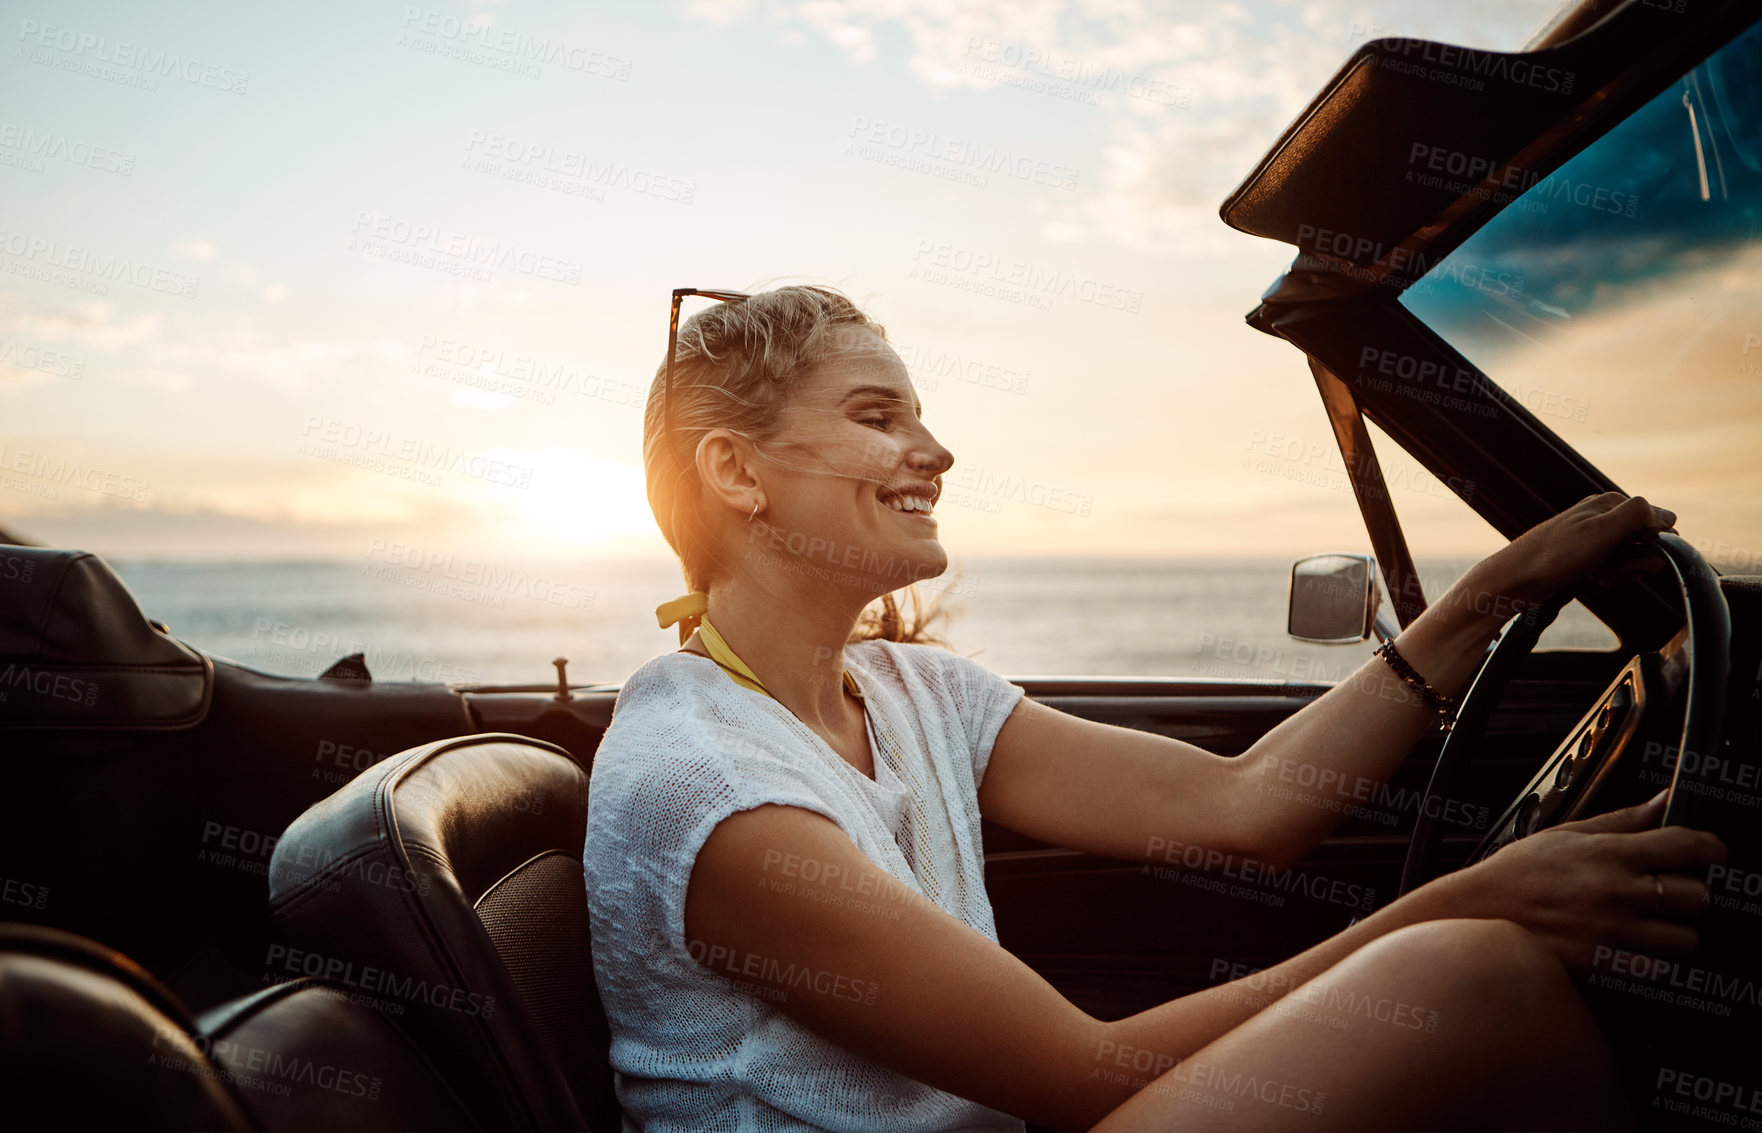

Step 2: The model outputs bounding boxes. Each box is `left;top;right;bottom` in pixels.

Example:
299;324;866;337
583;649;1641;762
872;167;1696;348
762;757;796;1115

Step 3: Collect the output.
846;116;1079;191
1;875;49;911
0;336;85;378
0;229;200;299
264;944;495;1019
1374;38;1574;95
1092;1041;1327;1114
1142;836;1376;912
1405;143;1639;218
397;7;632;81
910;240;1143;313
0;123;136;175
686;941;880;1006
1256;754;1490;831
151;1026;381;1101
960;38;1192;107
364;540;595;613
299;417;535;489
0;663;99;707
1294;224;1523;299
14;19;250;94
463;131;695;203
349;211;584;285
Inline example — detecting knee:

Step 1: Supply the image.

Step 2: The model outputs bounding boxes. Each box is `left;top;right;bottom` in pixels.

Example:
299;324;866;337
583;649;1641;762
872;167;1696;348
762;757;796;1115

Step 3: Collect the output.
1343;918;1621;1098
1355;918;1567;1002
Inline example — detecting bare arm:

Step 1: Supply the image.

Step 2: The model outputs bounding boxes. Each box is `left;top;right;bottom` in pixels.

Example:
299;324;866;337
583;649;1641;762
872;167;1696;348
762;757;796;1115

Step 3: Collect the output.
975;582;1505;871
686;802;1123;1131
683;791;1720;1131
977;494;1678;871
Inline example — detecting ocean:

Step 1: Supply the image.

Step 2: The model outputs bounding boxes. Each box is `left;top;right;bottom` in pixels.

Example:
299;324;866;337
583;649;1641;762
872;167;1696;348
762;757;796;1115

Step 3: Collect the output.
106;556;1619;689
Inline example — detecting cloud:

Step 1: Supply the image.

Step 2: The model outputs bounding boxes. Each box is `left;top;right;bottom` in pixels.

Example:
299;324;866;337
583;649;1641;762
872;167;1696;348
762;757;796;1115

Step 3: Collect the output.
6;500;430;559
175;240;219;261
0;298;369;394
0;298;162;348
109;368;194;392
683;0;756;26
686;1;1562;252
824;22;876;63
0;369;61;394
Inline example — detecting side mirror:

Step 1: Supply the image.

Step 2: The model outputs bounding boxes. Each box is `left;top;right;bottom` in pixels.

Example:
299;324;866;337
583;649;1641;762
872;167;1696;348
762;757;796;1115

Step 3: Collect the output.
1287;553;1398;644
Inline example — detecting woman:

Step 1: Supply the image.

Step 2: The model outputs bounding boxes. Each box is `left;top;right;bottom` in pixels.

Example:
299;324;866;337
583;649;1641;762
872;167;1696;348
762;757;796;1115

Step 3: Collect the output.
583;284;1721;1132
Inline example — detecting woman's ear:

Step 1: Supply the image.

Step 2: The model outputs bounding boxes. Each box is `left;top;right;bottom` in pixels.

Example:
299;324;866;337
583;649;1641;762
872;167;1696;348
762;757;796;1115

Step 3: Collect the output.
694;429;766;517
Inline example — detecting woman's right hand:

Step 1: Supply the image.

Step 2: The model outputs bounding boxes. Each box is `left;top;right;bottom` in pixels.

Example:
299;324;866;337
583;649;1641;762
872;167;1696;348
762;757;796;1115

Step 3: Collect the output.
1428;790;1726;970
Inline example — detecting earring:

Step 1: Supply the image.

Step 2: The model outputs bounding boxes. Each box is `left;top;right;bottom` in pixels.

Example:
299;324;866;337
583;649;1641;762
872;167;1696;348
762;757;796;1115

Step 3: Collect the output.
748;501;760;522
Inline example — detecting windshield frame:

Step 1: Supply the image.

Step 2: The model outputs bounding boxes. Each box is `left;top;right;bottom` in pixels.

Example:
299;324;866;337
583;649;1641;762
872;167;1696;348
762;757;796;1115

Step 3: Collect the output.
1229;3;1761;652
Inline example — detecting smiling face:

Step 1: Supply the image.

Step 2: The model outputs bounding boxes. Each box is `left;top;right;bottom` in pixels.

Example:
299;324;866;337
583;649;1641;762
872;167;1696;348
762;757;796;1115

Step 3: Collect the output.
746;327;954;597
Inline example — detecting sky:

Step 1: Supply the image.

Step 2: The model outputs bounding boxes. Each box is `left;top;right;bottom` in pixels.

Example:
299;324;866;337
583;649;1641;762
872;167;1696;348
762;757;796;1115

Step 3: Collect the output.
5;0;1748;567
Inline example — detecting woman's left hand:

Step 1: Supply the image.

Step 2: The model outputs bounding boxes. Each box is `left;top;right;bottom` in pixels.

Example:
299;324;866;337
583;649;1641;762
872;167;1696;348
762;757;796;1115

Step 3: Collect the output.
1453;491;1677;619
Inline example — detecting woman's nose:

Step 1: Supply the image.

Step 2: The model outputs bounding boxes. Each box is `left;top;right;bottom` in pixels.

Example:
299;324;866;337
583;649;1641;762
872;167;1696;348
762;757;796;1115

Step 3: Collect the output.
913;433;954;476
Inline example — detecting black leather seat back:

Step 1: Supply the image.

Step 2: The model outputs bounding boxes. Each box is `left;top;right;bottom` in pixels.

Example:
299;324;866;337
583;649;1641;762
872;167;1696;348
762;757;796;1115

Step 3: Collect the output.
475;849;612;1125
267;734;615;1132
196;978;485;1132
0;924;259;1132
0;547;482;1014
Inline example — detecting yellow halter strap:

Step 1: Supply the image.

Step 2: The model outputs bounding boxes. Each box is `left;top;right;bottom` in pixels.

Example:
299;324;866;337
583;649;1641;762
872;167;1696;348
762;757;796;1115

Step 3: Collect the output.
656;591;861;699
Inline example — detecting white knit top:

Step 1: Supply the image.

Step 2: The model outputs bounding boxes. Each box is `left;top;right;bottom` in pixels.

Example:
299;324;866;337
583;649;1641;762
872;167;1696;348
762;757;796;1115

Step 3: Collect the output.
584;638;1030;1133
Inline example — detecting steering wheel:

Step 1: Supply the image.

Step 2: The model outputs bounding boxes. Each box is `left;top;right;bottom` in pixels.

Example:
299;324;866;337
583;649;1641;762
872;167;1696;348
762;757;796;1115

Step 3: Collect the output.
1397;532;1732;897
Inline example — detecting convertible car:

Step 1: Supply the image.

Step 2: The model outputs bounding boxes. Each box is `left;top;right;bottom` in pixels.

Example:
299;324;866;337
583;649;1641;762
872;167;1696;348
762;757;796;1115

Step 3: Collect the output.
3;1;1758;1129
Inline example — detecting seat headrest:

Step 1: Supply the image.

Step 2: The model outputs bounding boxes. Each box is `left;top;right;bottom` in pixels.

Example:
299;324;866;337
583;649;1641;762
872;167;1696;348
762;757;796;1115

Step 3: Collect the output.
265;734;593;1133
268;733;585;908
0;547;210;729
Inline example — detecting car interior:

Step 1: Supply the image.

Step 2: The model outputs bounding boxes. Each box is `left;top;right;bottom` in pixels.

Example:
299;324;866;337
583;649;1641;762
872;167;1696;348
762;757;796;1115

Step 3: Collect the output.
3;2;1759;1130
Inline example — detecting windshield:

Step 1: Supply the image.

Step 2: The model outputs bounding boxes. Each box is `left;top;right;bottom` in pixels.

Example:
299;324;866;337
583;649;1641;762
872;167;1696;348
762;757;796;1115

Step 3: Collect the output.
1401;20;1762;572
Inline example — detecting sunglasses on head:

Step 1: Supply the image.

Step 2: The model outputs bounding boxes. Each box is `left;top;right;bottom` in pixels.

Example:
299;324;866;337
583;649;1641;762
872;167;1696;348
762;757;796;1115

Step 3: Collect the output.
662;287;750;467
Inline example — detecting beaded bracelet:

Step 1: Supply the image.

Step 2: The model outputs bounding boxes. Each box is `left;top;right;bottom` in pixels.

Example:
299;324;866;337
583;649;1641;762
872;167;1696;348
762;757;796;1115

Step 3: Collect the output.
1374;640;1455;732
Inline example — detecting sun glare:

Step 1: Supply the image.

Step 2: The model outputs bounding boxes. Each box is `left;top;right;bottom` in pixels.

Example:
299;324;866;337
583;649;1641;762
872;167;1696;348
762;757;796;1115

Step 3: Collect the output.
489;449;664;558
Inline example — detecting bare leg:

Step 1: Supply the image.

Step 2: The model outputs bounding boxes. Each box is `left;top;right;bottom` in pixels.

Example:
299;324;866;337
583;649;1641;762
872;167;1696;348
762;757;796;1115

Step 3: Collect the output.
1091;919;1632;1133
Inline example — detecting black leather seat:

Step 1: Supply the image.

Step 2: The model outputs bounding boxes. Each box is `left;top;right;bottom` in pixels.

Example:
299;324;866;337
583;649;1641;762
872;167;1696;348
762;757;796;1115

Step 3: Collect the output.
266;733;618;1133
0;924;259;1132
0;545;489;1014
195;977;485;1132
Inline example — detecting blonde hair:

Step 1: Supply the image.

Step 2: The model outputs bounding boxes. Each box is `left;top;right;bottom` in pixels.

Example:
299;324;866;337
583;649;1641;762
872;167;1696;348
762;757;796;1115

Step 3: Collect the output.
643;285;955;646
